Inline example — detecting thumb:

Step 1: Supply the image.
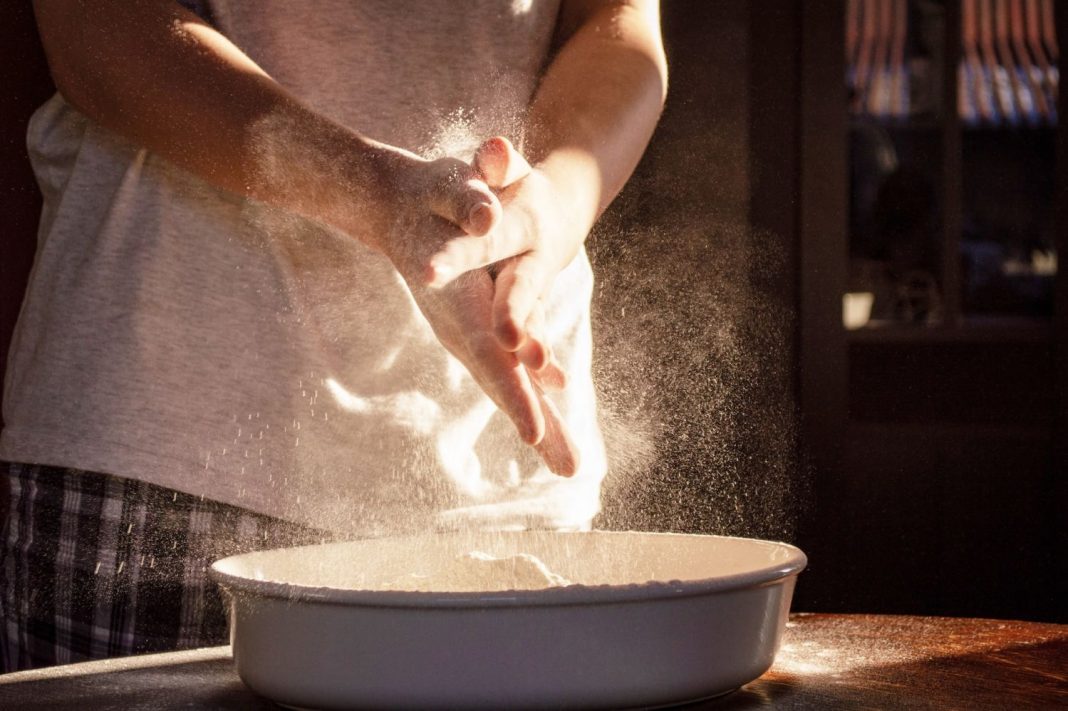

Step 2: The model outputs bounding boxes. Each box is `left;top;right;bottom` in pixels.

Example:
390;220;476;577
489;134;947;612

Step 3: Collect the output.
428;158;502;237
474;136;532;190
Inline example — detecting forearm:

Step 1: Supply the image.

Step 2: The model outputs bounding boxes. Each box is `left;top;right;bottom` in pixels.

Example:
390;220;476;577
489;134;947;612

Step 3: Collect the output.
525;0;668;242
33;0;382;238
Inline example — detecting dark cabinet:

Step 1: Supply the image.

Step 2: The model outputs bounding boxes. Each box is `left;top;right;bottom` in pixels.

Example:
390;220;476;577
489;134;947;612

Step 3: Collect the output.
778;0;1067;621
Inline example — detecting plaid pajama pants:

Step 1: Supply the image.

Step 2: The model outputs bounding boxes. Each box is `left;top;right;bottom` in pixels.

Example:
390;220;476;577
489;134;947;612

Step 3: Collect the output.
0;462;322;673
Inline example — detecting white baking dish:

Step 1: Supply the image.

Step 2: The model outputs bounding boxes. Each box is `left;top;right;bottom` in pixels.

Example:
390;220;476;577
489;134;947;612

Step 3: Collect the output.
210;530;805;710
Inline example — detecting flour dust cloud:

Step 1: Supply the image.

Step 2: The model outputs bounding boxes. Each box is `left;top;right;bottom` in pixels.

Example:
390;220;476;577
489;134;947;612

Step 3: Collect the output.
588;210;803;541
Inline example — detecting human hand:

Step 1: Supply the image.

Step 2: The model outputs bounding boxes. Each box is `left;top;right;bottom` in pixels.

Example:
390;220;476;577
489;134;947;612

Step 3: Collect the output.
425;137;587;375
339;142;503;285
349;142;579;476
405;268;579;476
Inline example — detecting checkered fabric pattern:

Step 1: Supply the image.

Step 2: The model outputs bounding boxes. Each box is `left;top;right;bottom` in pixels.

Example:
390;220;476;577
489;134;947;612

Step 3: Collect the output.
0;462;322;673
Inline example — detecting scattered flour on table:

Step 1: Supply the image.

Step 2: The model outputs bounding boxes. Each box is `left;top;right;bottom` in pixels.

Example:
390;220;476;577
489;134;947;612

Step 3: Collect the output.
383;551;571;592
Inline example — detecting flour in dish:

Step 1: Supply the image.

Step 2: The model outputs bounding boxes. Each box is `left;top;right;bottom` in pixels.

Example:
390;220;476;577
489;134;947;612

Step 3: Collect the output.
384;551;571;592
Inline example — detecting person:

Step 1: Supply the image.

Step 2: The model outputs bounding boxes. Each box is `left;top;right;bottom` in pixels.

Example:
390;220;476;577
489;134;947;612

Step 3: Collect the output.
0;0;667;671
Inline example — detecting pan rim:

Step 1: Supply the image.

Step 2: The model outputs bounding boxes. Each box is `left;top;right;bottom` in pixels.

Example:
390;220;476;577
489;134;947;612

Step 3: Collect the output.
209;530;807;609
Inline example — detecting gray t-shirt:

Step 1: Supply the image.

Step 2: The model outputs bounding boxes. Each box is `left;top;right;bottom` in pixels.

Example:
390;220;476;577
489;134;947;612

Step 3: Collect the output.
1;0;606;535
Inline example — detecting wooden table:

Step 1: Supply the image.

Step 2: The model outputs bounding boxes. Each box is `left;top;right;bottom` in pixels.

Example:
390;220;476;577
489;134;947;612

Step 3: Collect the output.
1;614;1065;709
701;614;1068;710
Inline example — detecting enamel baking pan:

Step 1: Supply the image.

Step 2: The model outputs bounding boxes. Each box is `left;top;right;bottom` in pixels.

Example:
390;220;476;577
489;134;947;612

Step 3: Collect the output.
210;531;806;710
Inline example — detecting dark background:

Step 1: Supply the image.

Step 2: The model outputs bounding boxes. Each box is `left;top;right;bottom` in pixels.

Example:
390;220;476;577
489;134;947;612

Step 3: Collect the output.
2;2;1065;622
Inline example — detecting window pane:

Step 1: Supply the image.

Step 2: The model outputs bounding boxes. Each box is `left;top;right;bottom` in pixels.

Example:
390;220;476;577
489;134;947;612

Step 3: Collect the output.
847;0;947;327
960;0;1057;318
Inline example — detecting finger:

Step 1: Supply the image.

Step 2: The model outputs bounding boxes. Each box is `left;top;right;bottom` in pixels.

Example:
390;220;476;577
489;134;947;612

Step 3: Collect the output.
516;303;549;371
426;215;535;288
474;136;532;190
524;302;568;391
530;355;568;392
516;339;546;372
426;272;546;444
466;332;545;445
493;256;548;351
532;386;580;477
427;158;502;238
496;363;546;446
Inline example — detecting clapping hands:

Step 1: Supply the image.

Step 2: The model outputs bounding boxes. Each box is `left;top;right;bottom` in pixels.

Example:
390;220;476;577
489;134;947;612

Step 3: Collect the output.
362;137;583;476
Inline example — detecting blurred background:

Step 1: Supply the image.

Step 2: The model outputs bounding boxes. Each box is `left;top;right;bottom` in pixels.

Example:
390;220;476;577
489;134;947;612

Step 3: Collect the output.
2;1;1064;622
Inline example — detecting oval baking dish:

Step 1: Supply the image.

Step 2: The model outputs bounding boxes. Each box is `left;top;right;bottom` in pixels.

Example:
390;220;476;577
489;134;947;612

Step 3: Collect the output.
210;530;806;710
